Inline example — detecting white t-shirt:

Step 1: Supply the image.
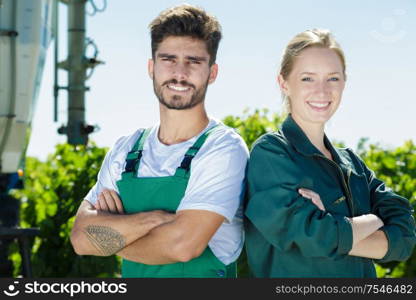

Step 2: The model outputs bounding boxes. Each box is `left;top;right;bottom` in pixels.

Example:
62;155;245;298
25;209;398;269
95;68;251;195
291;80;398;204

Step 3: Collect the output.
85;118;249;265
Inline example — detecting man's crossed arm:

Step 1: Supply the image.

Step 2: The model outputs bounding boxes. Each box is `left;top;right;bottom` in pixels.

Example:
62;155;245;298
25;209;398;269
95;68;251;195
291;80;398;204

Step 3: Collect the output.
70;189;224;264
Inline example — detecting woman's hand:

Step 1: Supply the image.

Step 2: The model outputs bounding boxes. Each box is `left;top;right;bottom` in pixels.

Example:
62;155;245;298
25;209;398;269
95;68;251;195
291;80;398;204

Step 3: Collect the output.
298;188;325;211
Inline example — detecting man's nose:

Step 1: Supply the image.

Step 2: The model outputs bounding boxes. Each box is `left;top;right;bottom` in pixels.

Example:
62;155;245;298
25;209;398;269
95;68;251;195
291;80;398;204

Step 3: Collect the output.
172;62;189;80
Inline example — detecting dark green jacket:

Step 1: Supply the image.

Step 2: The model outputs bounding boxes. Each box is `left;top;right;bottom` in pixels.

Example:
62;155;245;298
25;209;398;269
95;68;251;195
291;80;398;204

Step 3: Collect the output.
245;115;416;278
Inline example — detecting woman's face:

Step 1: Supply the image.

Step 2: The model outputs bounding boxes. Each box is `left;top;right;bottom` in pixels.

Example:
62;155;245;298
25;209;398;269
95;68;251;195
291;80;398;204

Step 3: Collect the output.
279;47;346;126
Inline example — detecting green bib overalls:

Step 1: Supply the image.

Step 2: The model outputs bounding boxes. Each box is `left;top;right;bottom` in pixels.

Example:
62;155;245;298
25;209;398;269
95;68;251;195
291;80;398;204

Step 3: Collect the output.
116;126;237;278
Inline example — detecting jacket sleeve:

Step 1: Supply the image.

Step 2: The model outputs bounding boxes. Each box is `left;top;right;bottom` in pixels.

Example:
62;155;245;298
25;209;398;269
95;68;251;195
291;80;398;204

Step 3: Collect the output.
245;137;353;260
355;153;416;262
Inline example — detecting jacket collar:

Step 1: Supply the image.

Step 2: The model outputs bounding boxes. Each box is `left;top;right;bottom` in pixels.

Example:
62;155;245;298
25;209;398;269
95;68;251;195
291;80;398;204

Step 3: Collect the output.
280;114;352;168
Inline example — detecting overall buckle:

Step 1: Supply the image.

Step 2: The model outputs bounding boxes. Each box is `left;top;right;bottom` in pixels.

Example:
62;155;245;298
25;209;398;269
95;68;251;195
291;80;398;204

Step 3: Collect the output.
124;150;143;173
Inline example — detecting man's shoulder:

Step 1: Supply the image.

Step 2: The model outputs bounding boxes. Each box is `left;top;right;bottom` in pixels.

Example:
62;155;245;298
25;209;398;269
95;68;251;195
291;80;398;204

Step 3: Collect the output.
109;128;147;154
206;119;249;154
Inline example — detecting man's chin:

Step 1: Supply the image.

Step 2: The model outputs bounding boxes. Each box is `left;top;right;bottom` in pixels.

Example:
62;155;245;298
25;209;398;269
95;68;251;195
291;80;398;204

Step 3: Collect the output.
159;99;193;110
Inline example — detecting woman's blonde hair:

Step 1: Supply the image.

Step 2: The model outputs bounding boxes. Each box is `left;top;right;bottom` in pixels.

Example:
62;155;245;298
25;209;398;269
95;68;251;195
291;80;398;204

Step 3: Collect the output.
279;29;346;112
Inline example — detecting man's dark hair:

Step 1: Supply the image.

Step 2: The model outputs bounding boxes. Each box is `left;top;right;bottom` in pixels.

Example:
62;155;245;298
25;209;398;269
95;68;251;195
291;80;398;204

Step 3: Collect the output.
149;4;222;65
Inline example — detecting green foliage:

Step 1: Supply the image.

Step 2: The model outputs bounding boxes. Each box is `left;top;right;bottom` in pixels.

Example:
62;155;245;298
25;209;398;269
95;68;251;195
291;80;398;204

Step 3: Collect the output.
222;108;285;150
358;139;416;277
11;143;119;277
9;109;415;278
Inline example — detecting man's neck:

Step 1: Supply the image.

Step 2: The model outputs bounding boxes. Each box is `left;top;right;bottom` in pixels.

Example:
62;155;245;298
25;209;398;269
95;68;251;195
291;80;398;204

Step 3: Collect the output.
158;104;209;145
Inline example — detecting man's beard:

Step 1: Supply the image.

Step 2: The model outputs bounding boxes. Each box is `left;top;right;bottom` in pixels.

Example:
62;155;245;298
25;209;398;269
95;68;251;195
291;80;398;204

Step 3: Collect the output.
153;77;209;110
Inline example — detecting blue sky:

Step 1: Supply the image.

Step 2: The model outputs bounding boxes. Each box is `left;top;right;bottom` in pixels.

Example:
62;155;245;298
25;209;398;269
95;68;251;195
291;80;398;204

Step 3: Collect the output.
27;0;416;160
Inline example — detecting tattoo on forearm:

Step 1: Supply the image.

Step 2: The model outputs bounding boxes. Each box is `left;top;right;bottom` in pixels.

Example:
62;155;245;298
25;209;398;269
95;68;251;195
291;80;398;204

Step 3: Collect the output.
84;225;126;256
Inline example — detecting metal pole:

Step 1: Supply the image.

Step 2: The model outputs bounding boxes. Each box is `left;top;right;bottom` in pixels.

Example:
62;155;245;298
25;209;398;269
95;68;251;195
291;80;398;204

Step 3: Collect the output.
19;236;33;278
53;0;59;122
0;0;18;171
67;0;87;145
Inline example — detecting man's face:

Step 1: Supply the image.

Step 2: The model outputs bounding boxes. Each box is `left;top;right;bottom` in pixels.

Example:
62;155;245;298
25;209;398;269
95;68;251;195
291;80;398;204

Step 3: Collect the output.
148;36;218;110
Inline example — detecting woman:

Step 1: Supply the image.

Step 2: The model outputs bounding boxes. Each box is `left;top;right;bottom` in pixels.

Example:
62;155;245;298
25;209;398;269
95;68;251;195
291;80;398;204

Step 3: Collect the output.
244;29;416;277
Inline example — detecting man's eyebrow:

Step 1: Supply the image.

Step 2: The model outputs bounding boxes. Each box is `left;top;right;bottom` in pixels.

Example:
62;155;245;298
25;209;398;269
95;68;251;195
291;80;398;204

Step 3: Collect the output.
186;55;207;62
157;53;176;59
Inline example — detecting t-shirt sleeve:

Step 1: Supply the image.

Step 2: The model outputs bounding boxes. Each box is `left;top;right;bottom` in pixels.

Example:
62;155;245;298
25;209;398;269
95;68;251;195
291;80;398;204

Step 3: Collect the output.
84;137;125;205
176;137;249;223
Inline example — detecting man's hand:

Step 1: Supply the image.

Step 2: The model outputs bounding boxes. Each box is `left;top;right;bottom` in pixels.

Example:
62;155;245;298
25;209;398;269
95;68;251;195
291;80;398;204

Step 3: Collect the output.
298;188;325;211
96;189;176;225
71;189;177;257
96;189;124;214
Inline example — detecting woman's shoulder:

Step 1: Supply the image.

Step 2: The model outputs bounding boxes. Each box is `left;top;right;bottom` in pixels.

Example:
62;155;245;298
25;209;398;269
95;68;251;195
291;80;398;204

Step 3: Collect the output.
332;146;369;175
251;131;291;153
335;146;364;164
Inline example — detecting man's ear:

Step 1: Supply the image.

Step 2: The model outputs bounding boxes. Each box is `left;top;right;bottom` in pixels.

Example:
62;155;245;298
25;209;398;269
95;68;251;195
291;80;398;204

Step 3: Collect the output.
277;74;289;96
148;59;154;79
208;63;218;84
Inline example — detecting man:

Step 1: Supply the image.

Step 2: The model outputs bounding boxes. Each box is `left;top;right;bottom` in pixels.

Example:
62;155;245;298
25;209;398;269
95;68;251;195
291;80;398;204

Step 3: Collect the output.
70;4;248;278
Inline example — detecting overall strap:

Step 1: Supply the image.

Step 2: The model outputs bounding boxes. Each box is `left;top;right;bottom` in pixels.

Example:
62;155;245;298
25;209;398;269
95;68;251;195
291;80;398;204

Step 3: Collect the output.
122;128;151;178
174;124;220;178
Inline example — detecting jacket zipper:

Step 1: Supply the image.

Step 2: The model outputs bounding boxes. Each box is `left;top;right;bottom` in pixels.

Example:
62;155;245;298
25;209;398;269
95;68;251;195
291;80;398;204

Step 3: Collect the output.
314;154;355;216
346;168;354;215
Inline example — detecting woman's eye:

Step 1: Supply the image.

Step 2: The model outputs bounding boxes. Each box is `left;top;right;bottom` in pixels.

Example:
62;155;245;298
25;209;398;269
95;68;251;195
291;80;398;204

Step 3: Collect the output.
301;77;312;82
328;77;339;81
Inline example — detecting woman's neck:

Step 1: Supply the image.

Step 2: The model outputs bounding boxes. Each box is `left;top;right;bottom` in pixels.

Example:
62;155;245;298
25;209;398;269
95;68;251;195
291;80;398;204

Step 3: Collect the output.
292;114;332;160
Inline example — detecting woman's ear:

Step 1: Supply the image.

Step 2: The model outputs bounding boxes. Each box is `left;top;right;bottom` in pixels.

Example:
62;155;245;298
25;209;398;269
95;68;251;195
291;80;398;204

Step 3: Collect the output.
277;74;290;97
